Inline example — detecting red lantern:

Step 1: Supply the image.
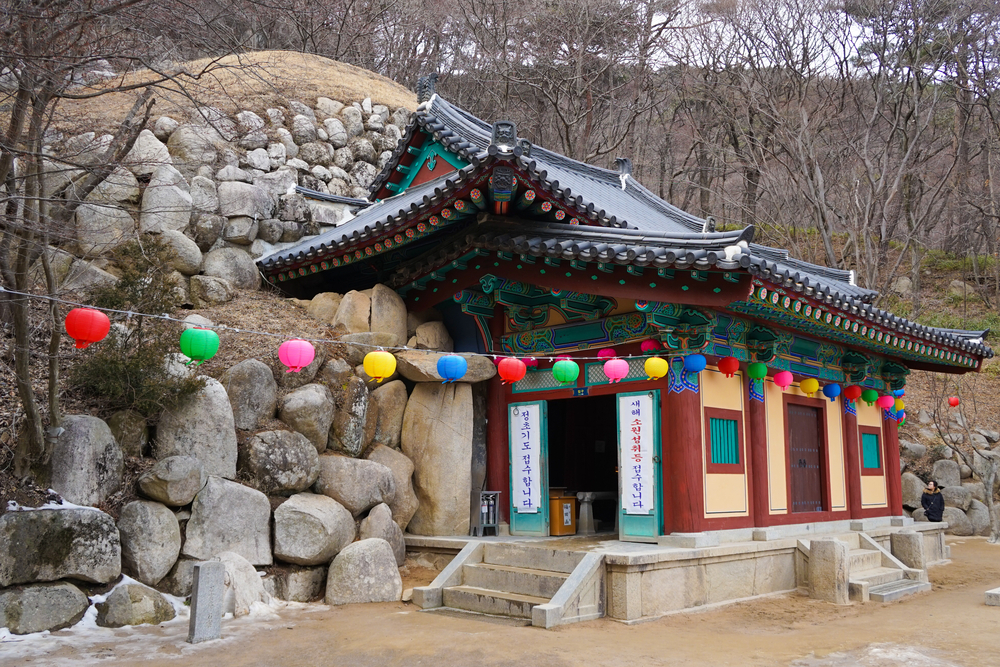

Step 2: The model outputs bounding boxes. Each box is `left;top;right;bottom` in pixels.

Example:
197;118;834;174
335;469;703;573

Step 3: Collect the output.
523;357;538;368
948;396;960;408
597;348;616;360
774;370;793;391
717;356;739;378
498;357;527;384
844;385;863;402
65;307;111;349
640;339;661;353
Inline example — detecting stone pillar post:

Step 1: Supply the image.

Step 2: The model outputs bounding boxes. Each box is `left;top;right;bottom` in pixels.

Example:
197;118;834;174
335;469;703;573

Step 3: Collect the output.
808;538;849;604
890;530;926;571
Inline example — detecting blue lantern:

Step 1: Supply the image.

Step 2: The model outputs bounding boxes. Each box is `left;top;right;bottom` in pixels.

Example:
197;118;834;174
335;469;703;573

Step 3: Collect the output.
437;354;467;383
822;383;841;402
683;354;707;374
892;388;905;397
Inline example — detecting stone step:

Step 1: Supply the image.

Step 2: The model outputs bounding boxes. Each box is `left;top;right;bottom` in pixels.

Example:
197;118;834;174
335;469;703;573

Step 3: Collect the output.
461;562;568;599
848;549;882;572
851;567;905;587
482;543;583;574
869;579;931;602
442;585;549;619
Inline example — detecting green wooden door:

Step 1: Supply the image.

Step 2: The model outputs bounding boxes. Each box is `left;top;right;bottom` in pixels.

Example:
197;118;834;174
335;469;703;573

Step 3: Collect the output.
618;390;663;542
508;400;549;536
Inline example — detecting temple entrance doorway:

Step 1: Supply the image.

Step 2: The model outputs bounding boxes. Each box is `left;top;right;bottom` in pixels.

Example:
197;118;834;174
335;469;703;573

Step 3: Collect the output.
788;404;825;513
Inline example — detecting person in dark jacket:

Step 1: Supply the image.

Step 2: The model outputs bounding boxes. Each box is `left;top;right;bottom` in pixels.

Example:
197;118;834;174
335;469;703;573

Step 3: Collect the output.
921;480;944;522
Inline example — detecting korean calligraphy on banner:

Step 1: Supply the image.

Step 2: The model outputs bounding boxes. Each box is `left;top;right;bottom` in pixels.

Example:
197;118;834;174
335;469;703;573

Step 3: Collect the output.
511;404;541;514
619;393;655;515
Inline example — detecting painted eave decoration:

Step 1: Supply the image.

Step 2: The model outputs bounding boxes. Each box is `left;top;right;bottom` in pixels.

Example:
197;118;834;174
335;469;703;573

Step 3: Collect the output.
256;85;993;373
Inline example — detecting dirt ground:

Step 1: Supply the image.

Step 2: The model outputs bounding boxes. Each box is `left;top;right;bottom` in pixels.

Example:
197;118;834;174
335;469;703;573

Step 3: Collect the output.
4;538;999;667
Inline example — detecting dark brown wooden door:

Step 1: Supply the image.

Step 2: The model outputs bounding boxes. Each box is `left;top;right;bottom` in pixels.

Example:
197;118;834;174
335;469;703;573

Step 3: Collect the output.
788;404;824;513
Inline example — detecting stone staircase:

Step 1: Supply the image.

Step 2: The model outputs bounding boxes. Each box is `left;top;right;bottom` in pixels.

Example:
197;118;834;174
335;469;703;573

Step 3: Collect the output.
843;534;931;602
414;542;605;627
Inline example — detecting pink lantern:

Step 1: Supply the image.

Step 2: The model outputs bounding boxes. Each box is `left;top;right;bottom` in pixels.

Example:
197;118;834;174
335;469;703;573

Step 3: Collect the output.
279;339;316;373
597;348;616;360
523;357;538;368
774;370;793;391
640;339;661;353
876;395;894;409
604;358;629;383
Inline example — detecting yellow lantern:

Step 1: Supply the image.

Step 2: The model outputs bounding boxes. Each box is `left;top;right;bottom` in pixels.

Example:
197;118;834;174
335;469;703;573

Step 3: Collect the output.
645;356;668;381
894;399;905;412
800;378;819;397
363;350;396;383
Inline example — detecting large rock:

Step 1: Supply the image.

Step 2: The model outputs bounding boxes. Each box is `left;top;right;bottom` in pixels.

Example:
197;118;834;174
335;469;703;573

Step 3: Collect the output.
221;358;277;430
190;275;235;307
291;114;318;144
202;247;262;290
306;292;342;324
189;212;226;251
901;472;925;510
369;380;408;449
350;161;378;189
325;538;402;605
941;484;972;511
166;125;219;171
328;376;375;457
318;357;354;388
124;129;172;177
190;175;219;213
963;481;987;504
75;203;134;257
402;383;473;535
932;459;962;488
395;351;496;384
214;551;270;617
273;493;355;566
279;383;335;453
253;167;298;202
313;455;395;516
942;506;974;536
298;141;332;166
366;446;418;530
0;582;90;634
359;503;405;566
48;415;123;507
118;500;181;586
368;284;407;344
182;476;272;565
139;456;207;507
217;181;274;219
0;508;121;586
332;290;370;334
139;164;192;233
415;321;453;352
159;229;203;275
157;557;196;598
156;377;238;478
241;430;320;496
967;499;992;536
96;583;175;627
263;566;327;602
341;107;364;138
107;409;149;458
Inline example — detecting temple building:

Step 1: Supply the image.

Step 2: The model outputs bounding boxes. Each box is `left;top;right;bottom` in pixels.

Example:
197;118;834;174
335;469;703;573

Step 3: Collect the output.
258;85;991;623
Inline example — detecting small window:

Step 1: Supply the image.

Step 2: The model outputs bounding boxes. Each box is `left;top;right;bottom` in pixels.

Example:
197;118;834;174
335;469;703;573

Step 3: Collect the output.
861;432;881;469
710;417;740;465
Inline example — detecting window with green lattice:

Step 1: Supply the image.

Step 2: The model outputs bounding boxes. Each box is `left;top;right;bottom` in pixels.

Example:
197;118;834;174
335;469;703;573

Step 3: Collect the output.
705;408;744;473
861;431;881;470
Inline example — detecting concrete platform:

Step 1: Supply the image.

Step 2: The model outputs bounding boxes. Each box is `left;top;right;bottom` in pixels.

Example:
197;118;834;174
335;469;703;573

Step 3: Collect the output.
986;586;1000;606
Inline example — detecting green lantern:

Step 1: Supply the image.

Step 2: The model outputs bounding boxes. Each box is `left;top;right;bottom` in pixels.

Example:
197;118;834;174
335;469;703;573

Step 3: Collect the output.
180;327;220;365
861;388;878;406
552;359;580;385
747;362;767;380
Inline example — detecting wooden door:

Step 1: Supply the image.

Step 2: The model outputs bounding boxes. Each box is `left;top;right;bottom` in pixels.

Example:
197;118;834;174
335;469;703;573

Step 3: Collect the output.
788;404;824;513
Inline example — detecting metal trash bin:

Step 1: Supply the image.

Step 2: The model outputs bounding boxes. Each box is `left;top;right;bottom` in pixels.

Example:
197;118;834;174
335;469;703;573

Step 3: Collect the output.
549;489;577;536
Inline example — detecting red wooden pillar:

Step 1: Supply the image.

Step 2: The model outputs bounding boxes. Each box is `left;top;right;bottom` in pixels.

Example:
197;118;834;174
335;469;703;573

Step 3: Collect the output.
484;306;510;523
746;374;769;527
883;413;903;515
843;404;863;519
663;386;703;533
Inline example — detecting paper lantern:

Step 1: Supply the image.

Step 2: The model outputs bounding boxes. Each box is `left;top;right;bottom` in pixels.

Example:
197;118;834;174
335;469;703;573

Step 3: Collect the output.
899;411;906;425
640;339;661;354
179;327;219;365
717;356;739;378
894;398;905;412
800;378;819;397
65;307;110;349
948;396;960;408
892;388;906;397
597;348;616;360
645;356;668;381
774;370;793;391
363;350;396;383
603;358;629;383
278;339;315;373
861;388;878;406
844;385;863;402
876;395;894;409
747;362;768;380
498;357;527;384
523;357;538;368
822;383;841;402
552;358;580;385
437;354;467;383
683;354;707;374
